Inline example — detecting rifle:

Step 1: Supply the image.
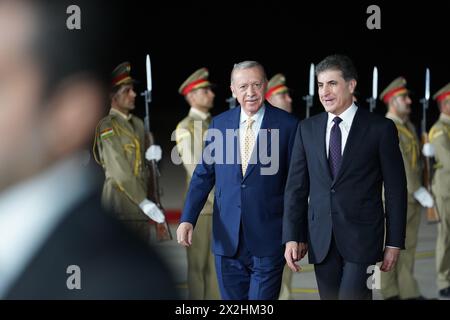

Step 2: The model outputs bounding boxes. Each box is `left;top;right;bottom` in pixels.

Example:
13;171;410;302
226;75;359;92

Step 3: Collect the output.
302;63;315;119
367;66;378;112
142;54;172;240
420;67;440;223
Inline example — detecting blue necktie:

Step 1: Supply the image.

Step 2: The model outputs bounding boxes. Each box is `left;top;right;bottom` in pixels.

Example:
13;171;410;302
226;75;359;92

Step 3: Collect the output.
329;117;343;179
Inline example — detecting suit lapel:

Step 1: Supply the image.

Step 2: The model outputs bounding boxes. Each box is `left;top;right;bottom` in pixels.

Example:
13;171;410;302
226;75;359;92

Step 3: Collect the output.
313;112;332;183
332;107;367;186
226;106;243;181
243;105;277;181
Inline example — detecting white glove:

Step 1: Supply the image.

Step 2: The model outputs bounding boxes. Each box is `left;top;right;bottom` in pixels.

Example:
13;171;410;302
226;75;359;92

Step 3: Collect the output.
413;187;434;208
145;145;162;161
422;143;435;157
139;199;165;223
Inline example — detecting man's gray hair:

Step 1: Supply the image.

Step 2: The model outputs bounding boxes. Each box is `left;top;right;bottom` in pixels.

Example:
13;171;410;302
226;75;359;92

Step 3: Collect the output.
230;61;267;83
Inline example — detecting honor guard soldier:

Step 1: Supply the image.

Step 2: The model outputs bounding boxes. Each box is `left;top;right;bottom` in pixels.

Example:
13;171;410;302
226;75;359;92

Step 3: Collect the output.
379;77;427;300
94;62;165;242
425;83;450;299
175;68;220;299
267;73;294;300
266;73;293;114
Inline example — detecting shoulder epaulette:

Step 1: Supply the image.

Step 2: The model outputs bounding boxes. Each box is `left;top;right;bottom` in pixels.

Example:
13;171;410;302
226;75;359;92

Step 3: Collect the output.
429;126;444;142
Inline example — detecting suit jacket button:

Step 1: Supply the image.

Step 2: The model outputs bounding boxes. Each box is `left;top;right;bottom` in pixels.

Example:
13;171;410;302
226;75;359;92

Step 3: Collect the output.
331;189;336;193
241;184;246;188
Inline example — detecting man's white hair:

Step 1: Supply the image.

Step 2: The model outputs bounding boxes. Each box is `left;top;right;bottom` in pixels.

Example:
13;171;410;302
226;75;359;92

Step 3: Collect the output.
230;61;267;83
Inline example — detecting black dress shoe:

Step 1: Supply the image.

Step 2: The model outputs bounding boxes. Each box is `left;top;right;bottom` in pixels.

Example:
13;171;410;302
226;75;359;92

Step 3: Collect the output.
439;287;450;300
385;295;400;300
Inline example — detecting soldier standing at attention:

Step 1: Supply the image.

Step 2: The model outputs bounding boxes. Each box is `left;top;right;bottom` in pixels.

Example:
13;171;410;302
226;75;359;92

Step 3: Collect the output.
266;73;293;114
94;62;165;242
379;77;426;300
425;83;450;299
175;68;220;299
266;73;294;300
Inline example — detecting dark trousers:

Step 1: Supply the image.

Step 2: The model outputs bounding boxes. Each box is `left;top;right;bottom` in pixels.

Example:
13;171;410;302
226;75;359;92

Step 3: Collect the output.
214;228;284;300
314;235;373;300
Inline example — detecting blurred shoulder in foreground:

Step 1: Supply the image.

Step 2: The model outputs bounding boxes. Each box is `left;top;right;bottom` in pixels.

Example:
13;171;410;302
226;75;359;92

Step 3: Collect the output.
0;0;178;299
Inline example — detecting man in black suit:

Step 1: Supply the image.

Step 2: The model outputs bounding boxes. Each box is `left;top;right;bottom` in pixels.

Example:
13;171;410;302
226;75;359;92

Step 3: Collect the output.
0;0;176;299
283;54;407;300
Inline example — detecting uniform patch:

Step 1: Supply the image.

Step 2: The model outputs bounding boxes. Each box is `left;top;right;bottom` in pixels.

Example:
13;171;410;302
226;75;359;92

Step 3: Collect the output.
100;128;114;139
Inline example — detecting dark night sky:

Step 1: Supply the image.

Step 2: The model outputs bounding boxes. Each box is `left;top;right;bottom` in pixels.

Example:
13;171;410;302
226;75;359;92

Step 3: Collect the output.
96;1;449;152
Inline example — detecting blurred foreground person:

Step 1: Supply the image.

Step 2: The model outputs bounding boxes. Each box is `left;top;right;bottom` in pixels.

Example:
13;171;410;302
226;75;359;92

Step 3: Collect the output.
0;0;177;299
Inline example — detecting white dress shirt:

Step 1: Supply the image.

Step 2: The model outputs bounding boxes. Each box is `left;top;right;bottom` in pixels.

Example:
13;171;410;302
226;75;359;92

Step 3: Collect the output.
239;104;265;161
326;103;358;157
0;155;95;297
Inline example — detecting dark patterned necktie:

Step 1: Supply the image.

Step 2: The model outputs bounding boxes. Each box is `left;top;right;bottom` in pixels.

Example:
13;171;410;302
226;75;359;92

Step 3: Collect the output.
329;117;343;179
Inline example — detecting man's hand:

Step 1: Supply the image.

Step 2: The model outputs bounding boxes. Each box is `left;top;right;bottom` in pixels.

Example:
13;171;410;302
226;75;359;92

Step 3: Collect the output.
176;222;194;247
284;241;308;272
299;242;308;259
145;145;162;161
380;247;400;272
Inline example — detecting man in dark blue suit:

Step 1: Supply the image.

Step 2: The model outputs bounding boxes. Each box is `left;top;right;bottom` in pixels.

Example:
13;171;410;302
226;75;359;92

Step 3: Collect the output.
283;55;407;300
177;61;298;300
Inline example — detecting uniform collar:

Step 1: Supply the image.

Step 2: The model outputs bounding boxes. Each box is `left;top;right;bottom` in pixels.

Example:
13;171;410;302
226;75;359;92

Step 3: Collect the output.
110;108;132;121
189;107;210;121
440;113;450;124
386;112;406;125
